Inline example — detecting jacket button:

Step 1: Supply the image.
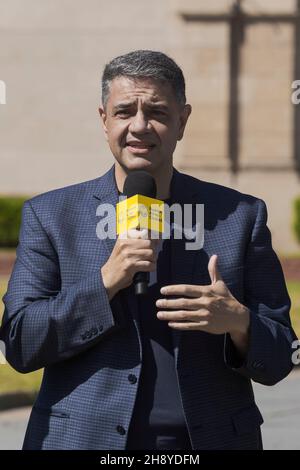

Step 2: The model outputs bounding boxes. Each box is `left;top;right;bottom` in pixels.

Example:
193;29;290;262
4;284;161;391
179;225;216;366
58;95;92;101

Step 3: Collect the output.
128;374;137;384
80;333;87;340
85;330;92;339
91;327;98;336
116;425;126;435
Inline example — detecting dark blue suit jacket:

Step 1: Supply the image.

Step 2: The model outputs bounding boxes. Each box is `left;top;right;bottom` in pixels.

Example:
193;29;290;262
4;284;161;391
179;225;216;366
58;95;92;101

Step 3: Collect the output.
0;165;297;450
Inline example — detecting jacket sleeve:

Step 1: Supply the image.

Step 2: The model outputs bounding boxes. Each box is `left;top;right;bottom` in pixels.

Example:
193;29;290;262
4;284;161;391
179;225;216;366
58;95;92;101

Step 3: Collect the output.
224;198;298;385
0;200;126;373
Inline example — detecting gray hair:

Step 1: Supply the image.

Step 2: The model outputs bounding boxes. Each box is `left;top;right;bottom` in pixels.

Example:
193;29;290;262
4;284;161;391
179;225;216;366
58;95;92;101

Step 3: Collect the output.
101;50;186;108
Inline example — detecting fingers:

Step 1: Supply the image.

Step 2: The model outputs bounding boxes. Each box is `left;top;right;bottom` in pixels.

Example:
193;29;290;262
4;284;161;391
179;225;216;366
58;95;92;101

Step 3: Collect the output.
160;284;211;298
134;260;156;272
115;229;159;279
118;237;159;251
120;228;160;244
157;309;209;322
131;248;156;262
127;228;149;239
156;297;204;310
121;249;157;266
168;321;209;330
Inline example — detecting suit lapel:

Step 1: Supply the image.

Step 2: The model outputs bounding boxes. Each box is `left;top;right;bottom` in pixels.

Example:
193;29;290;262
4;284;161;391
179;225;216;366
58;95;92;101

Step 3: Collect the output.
88;164;119;258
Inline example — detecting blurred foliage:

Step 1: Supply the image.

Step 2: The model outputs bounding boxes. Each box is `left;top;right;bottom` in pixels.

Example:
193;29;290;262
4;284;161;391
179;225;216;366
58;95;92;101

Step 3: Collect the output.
0;197;28;248
287;281;300;340
293;196;300;245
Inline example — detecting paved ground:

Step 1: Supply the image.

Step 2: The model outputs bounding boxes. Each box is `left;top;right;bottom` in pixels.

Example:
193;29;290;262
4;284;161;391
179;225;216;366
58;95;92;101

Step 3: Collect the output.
0;369;299;450
252;368;300;449
0;406;30;450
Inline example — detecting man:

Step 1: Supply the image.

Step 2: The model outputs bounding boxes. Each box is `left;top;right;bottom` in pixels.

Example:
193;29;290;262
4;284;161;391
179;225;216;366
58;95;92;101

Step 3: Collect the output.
0;50;297;450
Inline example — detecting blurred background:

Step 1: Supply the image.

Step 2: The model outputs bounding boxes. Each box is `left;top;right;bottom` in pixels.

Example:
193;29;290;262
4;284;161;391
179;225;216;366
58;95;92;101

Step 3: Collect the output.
0;0;299;450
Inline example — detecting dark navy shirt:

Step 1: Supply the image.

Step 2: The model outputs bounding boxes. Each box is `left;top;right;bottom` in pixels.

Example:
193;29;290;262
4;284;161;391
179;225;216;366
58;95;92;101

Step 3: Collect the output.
125;198;192;450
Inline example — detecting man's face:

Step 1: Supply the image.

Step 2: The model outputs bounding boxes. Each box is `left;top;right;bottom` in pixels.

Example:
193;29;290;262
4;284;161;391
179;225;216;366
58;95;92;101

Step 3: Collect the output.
99;76;191;174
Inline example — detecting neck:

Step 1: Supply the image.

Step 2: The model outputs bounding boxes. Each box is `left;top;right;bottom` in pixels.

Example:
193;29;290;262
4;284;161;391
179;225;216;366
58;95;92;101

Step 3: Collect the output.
114;161;173;200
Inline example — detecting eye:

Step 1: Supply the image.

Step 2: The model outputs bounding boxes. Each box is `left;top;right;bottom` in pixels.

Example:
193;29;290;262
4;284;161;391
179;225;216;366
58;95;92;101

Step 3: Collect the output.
151;109;168;118
115;110;130;117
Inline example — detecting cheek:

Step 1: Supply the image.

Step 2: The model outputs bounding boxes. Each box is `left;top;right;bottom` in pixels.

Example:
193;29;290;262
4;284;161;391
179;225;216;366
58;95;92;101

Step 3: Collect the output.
107;122;127;147
157;124;178;148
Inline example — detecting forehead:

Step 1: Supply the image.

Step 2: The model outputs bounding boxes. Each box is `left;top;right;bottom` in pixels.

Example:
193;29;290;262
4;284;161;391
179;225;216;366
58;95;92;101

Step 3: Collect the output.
107;76;176;105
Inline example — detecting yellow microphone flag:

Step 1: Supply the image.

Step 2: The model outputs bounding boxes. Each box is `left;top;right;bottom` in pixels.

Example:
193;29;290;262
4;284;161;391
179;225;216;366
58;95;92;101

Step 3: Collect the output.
116;195;164;235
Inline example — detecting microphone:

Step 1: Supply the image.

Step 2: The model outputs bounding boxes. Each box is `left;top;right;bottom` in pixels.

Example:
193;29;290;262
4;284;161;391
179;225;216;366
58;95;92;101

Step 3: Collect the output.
118;170;163;295
123;170;157;200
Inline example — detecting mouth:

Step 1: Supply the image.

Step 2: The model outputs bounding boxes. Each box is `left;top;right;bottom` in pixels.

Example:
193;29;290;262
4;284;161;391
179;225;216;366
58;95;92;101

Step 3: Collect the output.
125;141;156;154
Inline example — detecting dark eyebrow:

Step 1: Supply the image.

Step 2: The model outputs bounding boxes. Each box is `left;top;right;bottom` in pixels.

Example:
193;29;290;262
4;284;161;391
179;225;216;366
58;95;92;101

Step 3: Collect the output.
113;102;169;112
113;102;135;111
145;103;169;111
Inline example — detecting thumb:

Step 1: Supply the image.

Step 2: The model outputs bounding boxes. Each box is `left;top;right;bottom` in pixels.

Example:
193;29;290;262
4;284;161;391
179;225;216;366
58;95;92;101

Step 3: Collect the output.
208;254;222;284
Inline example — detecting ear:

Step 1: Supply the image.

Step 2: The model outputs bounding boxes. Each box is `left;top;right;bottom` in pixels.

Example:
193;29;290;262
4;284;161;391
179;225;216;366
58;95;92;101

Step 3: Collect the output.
177;104;192;141
98;106;108;141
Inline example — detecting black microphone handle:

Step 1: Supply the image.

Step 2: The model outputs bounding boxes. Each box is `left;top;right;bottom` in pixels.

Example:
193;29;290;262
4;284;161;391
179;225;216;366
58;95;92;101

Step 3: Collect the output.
133;271;150;295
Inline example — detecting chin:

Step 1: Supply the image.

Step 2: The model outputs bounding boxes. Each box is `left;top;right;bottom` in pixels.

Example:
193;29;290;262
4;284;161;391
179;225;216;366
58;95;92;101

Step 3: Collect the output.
123;155;156;172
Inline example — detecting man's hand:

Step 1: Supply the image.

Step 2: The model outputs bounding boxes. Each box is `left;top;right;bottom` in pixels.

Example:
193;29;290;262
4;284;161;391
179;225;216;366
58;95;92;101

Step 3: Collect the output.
101;229;159;301
156;254;250;357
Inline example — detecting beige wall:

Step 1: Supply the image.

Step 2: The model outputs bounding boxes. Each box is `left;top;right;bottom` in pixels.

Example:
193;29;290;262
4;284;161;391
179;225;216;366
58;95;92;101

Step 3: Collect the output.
0;0;299;253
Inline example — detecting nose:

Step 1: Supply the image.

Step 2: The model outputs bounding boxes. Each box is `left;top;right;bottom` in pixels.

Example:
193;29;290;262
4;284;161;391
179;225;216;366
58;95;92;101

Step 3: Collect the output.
128;110;150;134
